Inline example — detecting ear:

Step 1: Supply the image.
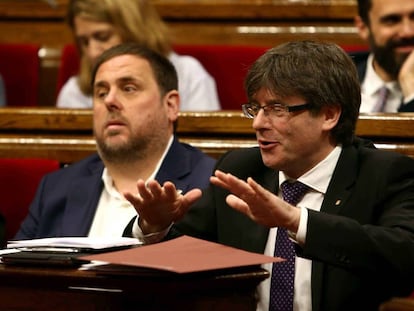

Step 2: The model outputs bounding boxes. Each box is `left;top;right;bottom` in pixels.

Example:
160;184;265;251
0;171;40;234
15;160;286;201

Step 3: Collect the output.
164;90;180;122
354;16;370;41
321;104;341;132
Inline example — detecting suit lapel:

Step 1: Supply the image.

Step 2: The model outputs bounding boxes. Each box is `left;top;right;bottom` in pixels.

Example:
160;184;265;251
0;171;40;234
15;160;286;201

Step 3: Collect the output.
320;145;358;215
61;159;104;236
155;137;193;192
312;144;359;311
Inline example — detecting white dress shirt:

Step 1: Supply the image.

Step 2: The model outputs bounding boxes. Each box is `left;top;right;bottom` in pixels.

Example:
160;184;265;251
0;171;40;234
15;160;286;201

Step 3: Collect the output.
257;146;342;311
360;54;402;113
88;136;173;238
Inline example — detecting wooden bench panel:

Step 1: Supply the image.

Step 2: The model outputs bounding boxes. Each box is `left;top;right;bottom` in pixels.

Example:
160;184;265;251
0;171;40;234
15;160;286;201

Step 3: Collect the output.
0;108;412;164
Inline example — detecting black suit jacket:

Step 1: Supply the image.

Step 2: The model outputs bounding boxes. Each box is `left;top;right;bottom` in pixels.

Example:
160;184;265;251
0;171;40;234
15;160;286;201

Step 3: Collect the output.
350;51;414;112
173;138;414;310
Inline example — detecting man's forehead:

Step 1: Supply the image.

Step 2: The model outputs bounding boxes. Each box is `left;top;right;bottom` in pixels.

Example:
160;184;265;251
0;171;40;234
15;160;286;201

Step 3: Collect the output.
370;0;414;16
96;55;152;80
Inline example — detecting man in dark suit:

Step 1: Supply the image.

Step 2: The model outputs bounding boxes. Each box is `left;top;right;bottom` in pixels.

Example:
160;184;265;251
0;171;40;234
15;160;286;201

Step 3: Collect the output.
125;41;414;310
15;43;215;239
353;0;414;112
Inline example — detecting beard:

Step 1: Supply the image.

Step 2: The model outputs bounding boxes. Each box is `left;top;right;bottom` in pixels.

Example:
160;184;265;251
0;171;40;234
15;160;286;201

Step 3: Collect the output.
95;130;152;164
369;34;414;79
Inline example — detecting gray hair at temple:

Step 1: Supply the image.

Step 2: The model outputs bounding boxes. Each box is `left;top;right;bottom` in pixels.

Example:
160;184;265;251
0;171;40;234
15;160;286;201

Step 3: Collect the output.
244;40;361;146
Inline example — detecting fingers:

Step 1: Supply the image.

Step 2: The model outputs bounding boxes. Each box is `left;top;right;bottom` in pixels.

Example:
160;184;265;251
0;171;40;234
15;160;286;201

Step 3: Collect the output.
211;170;253;195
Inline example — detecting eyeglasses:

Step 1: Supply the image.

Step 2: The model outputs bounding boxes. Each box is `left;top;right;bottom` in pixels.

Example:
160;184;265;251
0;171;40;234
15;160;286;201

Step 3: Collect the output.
242;102;311;119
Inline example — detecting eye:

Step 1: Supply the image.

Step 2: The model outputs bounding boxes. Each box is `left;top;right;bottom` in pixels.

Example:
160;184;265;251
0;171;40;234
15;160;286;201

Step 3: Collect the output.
270;104;284;112
94;88;108;99
93;31;113;43
123;84;137;93
380;14;402;26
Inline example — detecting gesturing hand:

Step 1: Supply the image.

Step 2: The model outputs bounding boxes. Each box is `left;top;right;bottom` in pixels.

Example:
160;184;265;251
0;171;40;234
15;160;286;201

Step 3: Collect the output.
210;170;301;231
124;179;202;234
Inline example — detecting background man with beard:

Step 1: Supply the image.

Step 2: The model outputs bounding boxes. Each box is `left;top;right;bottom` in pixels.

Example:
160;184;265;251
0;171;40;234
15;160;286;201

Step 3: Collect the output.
354;0;414;112
14;43;215;240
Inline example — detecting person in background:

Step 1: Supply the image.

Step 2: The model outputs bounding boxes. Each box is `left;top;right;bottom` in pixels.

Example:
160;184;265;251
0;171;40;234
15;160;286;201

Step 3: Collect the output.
57;0;220;111
0;74;6;106
354;0;414;112
124;41;414;310
16;43;215;239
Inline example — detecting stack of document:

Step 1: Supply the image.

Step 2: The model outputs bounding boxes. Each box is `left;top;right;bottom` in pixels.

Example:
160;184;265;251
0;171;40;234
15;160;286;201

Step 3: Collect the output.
1;237;142;267
6;236;142;251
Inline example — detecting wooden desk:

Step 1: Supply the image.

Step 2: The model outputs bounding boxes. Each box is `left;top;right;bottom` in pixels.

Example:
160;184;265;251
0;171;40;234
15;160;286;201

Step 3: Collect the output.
0;263;268;310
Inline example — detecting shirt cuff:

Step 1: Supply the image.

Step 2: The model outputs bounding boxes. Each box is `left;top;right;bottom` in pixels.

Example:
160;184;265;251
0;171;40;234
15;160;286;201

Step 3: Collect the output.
288;207;308;245
132;216;172;244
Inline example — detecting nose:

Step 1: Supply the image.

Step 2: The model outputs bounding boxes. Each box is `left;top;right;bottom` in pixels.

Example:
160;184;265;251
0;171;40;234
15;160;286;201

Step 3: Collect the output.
252;108;268;130
399;17;414;37
86;40;105;64
103;88;122;111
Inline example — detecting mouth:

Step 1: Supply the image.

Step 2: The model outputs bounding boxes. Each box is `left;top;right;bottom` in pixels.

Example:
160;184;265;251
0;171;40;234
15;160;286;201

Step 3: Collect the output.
104;120;126;132
394;45;414;54
257;138;279;150
392;39;414;53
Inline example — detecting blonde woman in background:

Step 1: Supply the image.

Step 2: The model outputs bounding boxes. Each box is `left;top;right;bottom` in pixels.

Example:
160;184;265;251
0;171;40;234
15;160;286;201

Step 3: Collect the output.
57;0;221;111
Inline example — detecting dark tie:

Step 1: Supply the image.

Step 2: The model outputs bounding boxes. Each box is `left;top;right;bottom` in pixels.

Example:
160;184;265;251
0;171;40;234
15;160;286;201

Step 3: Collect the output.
373;86;389;112
269;180;309;311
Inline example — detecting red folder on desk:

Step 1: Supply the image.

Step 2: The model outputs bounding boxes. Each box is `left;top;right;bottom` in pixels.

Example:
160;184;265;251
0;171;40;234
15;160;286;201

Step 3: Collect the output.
80;235;283;274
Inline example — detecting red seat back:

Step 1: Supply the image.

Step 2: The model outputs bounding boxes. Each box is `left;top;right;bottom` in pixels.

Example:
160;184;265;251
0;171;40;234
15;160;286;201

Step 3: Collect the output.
174;44;269;110
56;44;80;97
0;44;40;106
0;158;60;244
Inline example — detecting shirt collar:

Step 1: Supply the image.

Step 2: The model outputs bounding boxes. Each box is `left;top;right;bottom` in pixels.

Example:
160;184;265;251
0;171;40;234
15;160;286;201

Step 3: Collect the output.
362;53;399;96
279;145;342;194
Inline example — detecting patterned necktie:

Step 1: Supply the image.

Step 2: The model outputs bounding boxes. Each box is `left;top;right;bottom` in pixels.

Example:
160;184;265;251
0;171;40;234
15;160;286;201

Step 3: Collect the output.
373;86;389;112
269;180;309;311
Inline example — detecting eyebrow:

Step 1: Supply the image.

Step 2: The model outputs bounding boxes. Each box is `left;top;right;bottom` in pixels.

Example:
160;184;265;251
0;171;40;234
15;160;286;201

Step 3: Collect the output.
94;76;139;88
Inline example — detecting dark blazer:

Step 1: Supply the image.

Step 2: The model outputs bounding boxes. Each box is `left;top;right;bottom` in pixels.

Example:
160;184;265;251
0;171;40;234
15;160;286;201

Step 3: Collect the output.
350;51;414;112
15;137;216;239
173;138;414;310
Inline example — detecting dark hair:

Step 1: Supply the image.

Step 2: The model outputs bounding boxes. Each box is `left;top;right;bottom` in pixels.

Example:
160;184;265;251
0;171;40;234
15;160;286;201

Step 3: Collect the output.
357;0;371;24
245;40;361;146
91;42;178;96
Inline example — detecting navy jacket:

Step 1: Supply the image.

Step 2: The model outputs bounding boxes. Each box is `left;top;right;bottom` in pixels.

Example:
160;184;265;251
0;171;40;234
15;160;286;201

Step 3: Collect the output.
15;137;215;239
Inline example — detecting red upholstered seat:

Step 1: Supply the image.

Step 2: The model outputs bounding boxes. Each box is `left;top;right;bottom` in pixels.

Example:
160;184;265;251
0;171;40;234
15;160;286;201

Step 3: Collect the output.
0;43;40;106
341;44;369;53
0;158;60;244
56;44;80;97
174;45;269;110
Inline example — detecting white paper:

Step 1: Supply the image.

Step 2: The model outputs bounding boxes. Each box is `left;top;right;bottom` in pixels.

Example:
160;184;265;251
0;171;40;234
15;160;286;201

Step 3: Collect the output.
6;237;142;250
